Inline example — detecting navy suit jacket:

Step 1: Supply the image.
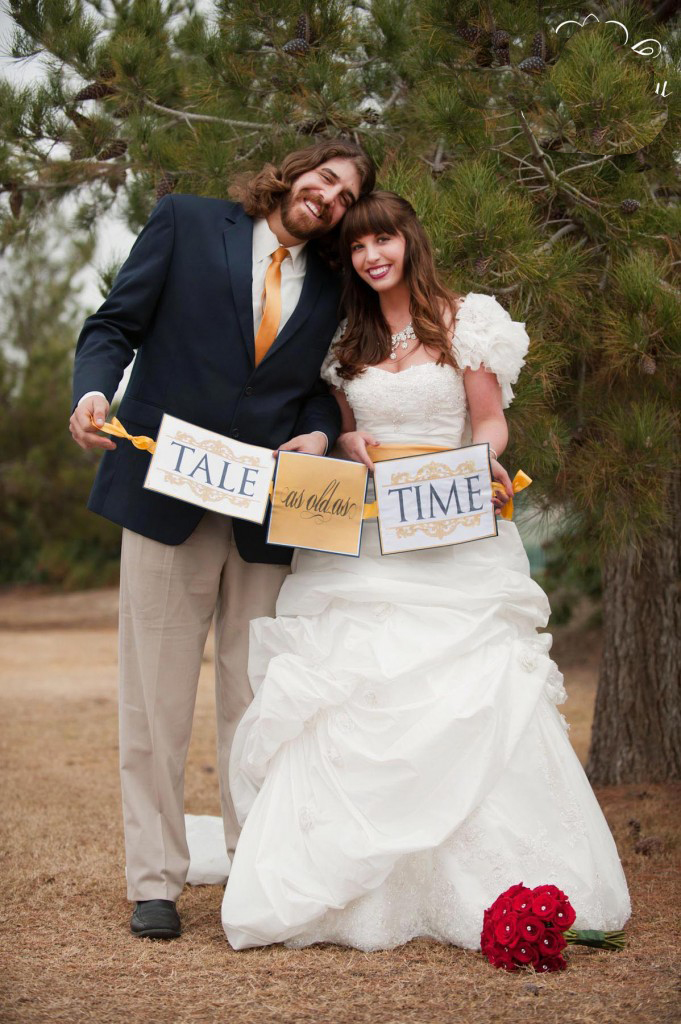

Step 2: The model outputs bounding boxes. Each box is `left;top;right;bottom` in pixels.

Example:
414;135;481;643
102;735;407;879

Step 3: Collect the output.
73;195;343;563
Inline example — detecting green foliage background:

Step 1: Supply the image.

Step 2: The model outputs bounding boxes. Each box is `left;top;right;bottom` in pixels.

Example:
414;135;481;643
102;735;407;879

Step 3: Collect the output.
0;223;121;587
0;0;679;589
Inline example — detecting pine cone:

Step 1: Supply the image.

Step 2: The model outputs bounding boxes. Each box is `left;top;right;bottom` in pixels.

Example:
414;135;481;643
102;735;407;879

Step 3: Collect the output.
156;173;175;200
490;30;509;48
591;126;609;148
620;198;640;214
98;139;128;160
474;256;492;276
531;31;546;60
113;103;133;120
68;110;93;128
295;13;311;42
457;22;480;45
282;37;310;56
518;56;545;75
639;354;656;375
107;165;127;193
492;44;510;65
74;82;117;102
9;190;23;219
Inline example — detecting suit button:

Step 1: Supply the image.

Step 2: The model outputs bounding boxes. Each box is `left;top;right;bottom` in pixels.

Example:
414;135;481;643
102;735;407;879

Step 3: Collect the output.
245;386;253;396
232;429;240;439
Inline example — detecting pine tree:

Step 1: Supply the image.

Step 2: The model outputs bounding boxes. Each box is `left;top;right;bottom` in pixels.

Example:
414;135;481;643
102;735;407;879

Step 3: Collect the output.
1;0;679;780
0;221;121;587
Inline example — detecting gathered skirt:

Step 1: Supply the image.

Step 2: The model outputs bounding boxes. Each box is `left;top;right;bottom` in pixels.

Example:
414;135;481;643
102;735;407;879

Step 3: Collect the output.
219;519;631;951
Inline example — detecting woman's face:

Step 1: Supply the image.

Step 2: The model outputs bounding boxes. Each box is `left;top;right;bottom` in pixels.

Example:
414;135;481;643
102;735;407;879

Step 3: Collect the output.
350;231;406;292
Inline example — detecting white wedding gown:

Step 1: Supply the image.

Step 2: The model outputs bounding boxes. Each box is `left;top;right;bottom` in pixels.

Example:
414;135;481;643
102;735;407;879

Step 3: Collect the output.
205;293;630;951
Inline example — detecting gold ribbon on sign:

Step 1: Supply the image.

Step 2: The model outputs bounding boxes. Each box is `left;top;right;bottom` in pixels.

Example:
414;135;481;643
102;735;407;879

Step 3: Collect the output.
492;470;533;520
92;415;157;454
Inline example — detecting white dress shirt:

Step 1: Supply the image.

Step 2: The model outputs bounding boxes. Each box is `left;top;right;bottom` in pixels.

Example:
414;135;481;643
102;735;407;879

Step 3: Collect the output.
78;216;328;452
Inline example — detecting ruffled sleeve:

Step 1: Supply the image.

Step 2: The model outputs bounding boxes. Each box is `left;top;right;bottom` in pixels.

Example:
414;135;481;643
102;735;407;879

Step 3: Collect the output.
452;293;529;408
320;319;347;391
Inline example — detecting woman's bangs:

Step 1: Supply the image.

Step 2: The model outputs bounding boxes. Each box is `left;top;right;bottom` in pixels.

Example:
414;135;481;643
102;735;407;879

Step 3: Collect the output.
342;196;400;246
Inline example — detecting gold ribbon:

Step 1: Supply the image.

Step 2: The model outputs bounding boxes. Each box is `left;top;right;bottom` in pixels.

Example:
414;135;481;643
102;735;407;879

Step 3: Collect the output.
92;415;157;454
493;469;532;520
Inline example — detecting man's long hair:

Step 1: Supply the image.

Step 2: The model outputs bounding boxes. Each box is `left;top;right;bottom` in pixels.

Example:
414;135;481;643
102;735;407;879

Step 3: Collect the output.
334;191;464;379
230;139;376;218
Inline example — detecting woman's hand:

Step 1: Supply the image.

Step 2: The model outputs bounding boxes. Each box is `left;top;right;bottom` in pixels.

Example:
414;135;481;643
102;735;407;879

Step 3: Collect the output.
491;458;513;514
337;431;380;470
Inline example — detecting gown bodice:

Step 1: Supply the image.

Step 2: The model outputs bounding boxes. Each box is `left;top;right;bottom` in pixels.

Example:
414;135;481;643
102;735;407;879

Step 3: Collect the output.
343;362;468;448
321;292;531;446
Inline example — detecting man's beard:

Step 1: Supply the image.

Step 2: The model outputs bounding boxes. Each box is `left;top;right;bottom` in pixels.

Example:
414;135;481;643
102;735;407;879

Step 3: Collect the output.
279;187;333;240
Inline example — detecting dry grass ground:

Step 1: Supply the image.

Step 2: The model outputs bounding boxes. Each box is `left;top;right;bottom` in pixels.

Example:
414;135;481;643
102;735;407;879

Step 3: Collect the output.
1;587;679;1024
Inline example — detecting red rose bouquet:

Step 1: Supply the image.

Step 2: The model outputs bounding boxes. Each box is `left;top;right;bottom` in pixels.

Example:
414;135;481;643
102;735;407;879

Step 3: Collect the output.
481;883;625;973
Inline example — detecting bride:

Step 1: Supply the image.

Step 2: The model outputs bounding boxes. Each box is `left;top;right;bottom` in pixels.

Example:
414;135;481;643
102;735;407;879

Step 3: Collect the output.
219;190;631;952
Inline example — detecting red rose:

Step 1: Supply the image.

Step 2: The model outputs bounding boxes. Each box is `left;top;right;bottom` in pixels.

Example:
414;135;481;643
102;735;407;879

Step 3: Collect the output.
512;891;533;914
532;884;564;901
555;901;577;929
494;915;519;946
513;942;540;966
538;928;567;956
490;897;513;922
503;883;528;900
517;915;545;943
537;955;567;973
531;893;558;919
492;951;517;971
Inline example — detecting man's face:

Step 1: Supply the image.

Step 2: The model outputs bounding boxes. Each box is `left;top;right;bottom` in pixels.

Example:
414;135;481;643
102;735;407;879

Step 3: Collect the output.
280;157;363;240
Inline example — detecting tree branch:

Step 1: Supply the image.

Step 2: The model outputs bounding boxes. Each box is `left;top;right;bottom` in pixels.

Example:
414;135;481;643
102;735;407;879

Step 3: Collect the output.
559;155;613;176
144;100;275;131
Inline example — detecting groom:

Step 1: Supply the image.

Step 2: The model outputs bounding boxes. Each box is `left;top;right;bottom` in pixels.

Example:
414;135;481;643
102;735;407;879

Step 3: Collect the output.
69;139;376;939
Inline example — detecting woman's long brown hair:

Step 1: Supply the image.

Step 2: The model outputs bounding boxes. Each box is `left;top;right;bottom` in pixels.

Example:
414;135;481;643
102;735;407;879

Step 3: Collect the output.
335;191;464;380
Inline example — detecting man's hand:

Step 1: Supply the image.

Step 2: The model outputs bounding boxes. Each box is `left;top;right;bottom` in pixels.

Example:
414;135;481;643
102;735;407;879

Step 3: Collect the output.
274;431;327;458
69;395;116;451
491;457;513;515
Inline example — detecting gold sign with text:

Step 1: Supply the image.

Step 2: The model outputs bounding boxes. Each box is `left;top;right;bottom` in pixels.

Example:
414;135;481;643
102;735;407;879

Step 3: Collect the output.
268;451;368;556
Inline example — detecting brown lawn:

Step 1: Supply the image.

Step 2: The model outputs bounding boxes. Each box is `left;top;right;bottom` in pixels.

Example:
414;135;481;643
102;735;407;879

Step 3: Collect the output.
0;587;679;1024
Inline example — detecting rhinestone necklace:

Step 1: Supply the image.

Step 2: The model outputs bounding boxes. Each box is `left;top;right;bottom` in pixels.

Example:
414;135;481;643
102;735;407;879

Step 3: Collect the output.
390;323;416;360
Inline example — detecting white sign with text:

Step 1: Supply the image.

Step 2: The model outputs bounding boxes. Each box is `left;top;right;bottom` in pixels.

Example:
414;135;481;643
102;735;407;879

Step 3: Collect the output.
374;443;498;554
144;414;275;524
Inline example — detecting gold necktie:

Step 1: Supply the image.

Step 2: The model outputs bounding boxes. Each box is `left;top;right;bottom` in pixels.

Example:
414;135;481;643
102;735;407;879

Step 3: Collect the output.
254;245;290;366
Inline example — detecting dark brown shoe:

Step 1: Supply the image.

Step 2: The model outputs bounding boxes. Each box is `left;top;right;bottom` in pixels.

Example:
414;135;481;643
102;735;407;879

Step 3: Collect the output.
131;899;181;939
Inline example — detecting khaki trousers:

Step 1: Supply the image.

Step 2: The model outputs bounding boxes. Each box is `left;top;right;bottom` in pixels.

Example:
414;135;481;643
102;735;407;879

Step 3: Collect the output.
118;511;290;902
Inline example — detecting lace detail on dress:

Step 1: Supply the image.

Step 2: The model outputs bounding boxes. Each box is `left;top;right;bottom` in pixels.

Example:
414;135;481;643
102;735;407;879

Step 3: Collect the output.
344;363;467;445
452;293;530;409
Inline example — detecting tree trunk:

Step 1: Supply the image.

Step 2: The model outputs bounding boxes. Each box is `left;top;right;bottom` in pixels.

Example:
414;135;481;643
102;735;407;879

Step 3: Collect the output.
587;471;681;784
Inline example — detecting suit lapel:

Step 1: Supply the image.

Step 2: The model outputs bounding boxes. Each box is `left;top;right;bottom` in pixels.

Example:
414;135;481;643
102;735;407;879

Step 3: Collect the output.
260;251;326;365
223;209;255;365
